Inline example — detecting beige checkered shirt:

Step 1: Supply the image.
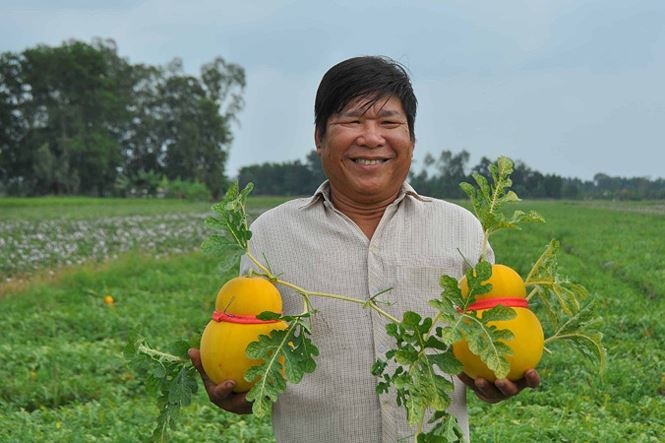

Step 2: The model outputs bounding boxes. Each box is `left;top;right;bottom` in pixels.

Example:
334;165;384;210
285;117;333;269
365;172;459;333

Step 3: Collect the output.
240;181;491;442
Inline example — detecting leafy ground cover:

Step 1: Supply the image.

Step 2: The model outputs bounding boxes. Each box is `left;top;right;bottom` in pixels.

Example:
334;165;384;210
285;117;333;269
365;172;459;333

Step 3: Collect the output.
0;197;663;442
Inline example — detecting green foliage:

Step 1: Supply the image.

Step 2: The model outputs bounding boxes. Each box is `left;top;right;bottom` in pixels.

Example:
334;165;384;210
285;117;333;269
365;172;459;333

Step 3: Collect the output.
433;267;517;380
374;262;519;438
373;311;462;439
408;149;665;201
126;338;199;442
0;197;662;442
238;156;324;196
0;39;245;197
245;313;319;417
0;250;277;442
201;181;254;273
460;156;544;246
162;178;211;201
433;262;516;380
525;241;606;374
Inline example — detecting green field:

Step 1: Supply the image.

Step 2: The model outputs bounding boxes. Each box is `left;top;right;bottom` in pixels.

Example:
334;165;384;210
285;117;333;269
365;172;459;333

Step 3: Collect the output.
0;197;663;442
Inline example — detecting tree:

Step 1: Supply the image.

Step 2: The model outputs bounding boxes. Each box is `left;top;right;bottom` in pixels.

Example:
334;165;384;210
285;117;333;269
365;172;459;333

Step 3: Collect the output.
238;159;320;196
305;150;326;185
0;39;245;197
159;58;245;199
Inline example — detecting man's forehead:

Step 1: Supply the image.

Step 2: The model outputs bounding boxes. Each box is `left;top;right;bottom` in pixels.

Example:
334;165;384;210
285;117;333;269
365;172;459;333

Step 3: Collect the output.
338;94;405;116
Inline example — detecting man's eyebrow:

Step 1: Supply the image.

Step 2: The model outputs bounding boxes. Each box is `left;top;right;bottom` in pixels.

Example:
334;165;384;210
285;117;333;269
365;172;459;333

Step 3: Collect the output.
338;108;403;118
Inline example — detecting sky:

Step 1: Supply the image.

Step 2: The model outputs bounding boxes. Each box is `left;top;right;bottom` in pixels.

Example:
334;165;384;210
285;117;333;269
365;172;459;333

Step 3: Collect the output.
2;0;664;181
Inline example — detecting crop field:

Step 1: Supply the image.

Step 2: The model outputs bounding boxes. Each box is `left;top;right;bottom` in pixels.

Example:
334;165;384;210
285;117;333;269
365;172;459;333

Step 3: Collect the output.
0;196;663;442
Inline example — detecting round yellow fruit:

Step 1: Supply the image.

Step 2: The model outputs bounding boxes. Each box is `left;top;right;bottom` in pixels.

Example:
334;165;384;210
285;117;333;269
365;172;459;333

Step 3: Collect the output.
200;318;288;392
452;306;544;381
459;263;527;300
214;275;282;315
453;263;544;381
200;276;287;392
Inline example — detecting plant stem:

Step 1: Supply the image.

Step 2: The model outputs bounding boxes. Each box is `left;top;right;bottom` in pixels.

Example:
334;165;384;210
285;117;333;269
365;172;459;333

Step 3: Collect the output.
245;251;400;323
136;342;186;365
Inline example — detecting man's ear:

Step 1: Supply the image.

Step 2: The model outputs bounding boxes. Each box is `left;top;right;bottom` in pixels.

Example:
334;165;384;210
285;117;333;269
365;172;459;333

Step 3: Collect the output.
314;128;322;151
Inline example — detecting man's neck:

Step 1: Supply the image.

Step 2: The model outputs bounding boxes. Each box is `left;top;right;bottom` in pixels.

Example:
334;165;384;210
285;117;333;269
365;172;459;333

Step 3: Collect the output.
329;188;400;239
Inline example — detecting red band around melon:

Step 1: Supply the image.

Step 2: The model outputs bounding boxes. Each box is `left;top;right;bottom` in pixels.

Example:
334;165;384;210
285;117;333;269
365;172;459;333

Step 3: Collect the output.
212;311;283;324
464;297;529;312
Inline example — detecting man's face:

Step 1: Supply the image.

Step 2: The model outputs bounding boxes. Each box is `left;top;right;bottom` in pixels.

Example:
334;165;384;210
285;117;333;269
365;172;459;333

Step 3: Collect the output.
316;95;414;205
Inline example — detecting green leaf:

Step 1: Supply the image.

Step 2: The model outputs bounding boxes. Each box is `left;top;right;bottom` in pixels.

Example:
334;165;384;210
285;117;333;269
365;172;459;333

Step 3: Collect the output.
168;365;198;407
126;337;199;443
428;351;463;377
457;305;516;380
525;240;606;375
244;314;319;417
460;156;544;239
374;310;457;430
418;413;465;442
205;181;254;253
544;300;607;375
526;240;585;316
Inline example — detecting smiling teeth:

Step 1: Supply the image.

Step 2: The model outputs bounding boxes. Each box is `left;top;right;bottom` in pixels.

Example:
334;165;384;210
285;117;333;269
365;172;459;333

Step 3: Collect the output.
355;159;384;165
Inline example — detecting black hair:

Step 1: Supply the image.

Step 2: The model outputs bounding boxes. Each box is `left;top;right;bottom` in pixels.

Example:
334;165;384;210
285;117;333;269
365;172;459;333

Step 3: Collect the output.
314;56;417;141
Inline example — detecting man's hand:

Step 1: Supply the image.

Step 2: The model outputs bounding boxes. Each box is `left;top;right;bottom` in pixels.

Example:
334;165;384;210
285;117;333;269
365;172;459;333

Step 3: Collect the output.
458;369;540;404
188;348;253;414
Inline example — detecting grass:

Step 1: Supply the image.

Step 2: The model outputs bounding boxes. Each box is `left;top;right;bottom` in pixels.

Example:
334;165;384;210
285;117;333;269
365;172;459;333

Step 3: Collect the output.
0;195;291;221
0;252;274;442
0;196;663;442
471;200;665;442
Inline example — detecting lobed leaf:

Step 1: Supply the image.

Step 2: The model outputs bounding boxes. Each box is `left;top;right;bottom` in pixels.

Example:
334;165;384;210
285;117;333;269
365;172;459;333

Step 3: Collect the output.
460;156;543;238
206;182;254;252
453;304;516;380
244;315;319;417
126;337;199;443
373;310;460;431
544;300;607;375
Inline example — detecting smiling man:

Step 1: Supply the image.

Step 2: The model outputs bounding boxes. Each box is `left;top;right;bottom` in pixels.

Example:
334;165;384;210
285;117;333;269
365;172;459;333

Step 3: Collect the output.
316;94;414;238
190;56;539;442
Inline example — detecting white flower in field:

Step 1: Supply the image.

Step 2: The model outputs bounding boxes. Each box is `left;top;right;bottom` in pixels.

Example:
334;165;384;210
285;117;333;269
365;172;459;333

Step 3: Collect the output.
1;211;209;279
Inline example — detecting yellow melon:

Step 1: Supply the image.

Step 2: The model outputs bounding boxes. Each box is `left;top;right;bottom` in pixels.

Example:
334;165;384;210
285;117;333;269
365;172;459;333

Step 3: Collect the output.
452;264;544;381
200;276;287;392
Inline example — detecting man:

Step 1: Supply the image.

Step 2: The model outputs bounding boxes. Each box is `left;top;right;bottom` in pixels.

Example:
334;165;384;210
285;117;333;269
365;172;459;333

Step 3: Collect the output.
189;55;540;442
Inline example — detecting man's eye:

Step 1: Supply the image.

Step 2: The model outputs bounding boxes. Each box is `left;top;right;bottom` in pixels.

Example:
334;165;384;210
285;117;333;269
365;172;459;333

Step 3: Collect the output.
382;120;401;127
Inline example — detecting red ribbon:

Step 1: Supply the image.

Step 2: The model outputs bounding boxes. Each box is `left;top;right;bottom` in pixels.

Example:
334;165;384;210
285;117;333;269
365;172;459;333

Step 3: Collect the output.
212;311;283;324
461;297;529;312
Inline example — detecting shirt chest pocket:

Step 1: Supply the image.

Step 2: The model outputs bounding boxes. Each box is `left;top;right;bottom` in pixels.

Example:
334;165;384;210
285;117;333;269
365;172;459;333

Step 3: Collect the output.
386;261;463;319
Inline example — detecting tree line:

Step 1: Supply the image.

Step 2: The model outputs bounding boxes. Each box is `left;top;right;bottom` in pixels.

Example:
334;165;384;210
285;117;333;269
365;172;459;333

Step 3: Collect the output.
2;39;663;201
238;149;665;200
0;38;244;198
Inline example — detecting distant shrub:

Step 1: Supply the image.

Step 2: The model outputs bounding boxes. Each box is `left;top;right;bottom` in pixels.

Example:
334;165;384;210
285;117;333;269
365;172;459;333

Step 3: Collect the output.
162;178;211;201
113;173;211;200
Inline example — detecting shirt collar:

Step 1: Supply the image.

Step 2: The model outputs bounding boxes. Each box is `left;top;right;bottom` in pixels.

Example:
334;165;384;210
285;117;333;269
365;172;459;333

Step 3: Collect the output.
298;180;429;210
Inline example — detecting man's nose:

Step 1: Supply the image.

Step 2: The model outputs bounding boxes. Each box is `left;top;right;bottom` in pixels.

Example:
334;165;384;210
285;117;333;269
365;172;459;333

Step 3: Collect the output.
356;121;385;148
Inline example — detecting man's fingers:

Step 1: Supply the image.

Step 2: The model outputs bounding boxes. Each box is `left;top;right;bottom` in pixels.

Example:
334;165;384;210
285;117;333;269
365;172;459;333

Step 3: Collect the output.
188;348;212;383
474;377;505;403
523;368;541;388
188;348;202;370
494;378;519;397
458;369;540;404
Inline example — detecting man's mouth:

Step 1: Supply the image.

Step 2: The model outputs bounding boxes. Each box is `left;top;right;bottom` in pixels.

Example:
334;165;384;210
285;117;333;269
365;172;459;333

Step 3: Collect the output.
353;158;387;165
